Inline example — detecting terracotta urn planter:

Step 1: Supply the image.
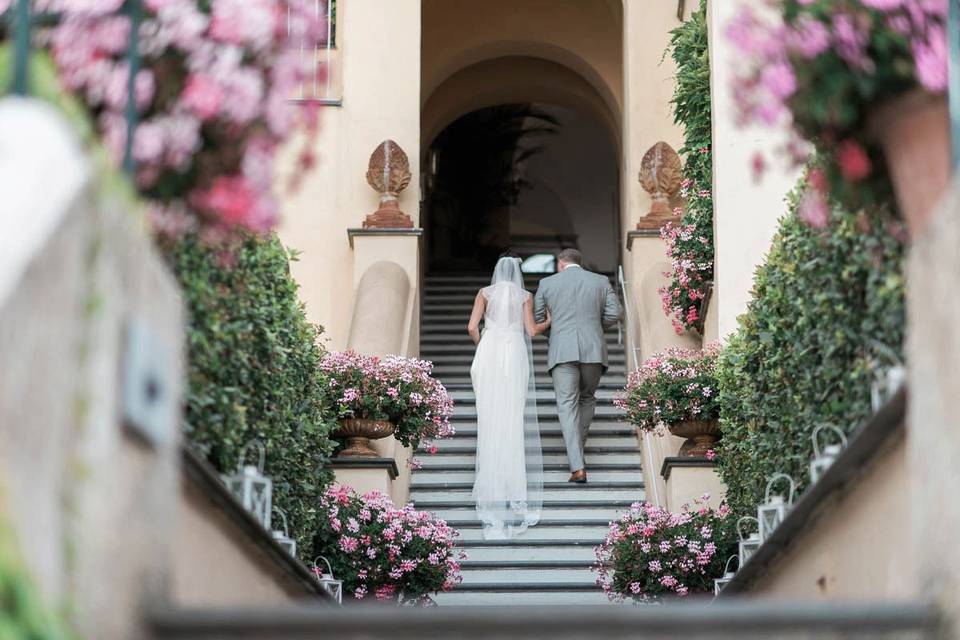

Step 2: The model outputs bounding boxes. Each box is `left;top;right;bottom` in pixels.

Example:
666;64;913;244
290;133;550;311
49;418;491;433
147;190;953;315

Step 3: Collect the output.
334;418;395;458
668;419;720;457
871;90;951;237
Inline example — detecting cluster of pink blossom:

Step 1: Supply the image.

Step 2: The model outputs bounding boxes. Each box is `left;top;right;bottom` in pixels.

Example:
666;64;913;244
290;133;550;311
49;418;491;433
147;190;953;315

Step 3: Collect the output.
316;484;464;604
12;0;325;239
659;210;713;334
727;0;948;221
594;496;734;601
320;351;455;450
615;344;721;433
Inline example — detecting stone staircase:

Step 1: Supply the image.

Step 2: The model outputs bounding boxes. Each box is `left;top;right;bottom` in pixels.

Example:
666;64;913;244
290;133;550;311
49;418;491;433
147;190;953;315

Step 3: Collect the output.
412;272;645;606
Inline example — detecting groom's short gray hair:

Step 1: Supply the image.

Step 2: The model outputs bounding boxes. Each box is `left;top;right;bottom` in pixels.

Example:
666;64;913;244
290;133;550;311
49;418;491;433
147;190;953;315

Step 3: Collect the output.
557;248;582;265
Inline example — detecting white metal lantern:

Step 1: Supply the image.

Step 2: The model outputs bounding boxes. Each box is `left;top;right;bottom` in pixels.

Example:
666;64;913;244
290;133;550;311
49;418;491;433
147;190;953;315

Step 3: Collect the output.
869;342;906;412
313;556;343;604
225;440;272;530
758;473;796;541
271;508;297;557
713;555;739;596
737;516;761;567
809;423;849;484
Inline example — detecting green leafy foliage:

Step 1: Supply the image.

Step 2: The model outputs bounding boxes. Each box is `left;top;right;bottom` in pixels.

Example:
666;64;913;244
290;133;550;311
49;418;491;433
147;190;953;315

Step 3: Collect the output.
661;0;715;333
715;179;906;517
0;514;74;640
168;234;337;556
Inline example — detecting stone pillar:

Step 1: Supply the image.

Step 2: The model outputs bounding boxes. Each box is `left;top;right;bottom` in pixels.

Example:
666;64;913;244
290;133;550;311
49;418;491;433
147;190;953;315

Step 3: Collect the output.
708;0;799;339
906;178;960;636
661;457;726;512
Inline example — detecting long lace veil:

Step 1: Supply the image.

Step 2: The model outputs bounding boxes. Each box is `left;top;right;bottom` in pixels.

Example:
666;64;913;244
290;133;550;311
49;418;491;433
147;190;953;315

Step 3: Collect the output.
480;257;543;535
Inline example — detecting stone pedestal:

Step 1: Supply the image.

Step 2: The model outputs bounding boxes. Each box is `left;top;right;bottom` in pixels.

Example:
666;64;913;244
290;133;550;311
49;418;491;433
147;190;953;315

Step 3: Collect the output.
661;457;726;512
331;458;400;497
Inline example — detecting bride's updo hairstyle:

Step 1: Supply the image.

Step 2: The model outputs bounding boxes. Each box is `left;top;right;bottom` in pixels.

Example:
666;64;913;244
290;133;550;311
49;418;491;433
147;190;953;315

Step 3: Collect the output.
498;250;522;263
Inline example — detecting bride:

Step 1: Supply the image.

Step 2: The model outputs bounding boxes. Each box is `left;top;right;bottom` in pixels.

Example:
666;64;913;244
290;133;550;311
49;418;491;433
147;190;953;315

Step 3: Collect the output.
467;253;550;540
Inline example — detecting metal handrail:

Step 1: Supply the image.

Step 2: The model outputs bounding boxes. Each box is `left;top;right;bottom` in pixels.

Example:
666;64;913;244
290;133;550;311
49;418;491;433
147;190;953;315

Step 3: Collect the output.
5;0;142;175
617;265;662;507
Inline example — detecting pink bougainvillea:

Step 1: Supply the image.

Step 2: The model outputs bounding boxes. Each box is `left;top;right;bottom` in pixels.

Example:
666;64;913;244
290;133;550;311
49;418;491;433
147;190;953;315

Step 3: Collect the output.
314;484;464;605
9;0;326;239
594;496;735;602
728;0;949;221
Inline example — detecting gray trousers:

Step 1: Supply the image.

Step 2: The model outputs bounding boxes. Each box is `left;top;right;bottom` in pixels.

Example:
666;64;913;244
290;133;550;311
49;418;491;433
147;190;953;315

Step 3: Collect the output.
550;362;604;473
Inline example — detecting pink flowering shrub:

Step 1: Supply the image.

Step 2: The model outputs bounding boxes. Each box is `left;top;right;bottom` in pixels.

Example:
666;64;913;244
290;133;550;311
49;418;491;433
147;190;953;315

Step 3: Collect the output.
615;344;720;432
594;497;735;602
729;0;948;220
319;351;455;451
12;0;324;239
660;211;712;335
312;484;464;605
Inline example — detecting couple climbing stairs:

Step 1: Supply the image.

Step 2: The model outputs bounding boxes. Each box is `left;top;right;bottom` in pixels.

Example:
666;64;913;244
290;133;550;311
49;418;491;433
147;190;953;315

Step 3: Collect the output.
411;271;646;605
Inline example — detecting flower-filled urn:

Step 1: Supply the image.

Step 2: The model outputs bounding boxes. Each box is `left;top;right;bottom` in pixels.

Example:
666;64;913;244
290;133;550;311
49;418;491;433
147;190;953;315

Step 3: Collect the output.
809;424;849;485
757;473;796;541
225;440;273;530
271;508;297;557
313;556;343;604
737;516;761;566
713;555;739;596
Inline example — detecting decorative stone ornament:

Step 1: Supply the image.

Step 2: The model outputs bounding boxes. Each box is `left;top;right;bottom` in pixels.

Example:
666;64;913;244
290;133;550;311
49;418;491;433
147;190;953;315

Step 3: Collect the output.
737;516;761;566
271;508;297;557
757;473;797;541
363;139;414;228
636;141;683;230
809;423;849;484
313;556;343;604
713;555;739;596
225;440;273;530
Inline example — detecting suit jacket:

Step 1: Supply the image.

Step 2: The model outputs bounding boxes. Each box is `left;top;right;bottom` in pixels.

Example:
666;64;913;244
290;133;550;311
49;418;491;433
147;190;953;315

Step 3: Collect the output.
534;266;622;372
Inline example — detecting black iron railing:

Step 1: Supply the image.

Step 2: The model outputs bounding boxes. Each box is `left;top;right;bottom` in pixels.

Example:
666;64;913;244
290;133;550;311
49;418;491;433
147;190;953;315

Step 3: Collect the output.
4;0;142;175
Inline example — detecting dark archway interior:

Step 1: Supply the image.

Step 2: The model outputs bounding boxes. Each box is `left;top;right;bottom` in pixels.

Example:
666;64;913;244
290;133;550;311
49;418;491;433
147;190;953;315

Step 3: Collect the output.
423;103;620;274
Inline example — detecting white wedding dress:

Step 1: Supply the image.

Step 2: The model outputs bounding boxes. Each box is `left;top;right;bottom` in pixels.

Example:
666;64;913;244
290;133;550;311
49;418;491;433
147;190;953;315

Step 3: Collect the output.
470;258;543;540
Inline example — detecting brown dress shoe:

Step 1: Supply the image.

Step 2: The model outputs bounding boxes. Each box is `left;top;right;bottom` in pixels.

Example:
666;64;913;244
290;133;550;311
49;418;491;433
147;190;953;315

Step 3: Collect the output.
568;469;587;483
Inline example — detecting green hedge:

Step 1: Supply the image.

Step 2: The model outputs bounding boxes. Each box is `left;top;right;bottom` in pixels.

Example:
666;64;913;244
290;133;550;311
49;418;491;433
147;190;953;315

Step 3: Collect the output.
661;0;714;334
168;235;337;557
715;179;905;518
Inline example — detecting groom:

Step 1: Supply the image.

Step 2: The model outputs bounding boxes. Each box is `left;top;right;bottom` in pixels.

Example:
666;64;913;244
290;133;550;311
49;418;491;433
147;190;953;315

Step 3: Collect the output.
534;249;622;483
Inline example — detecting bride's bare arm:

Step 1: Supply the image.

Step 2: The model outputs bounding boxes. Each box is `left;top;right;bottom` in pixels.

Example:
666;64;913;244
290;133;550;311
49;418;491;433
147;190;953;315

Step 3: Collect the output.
524;298;551;337
467;290;486;345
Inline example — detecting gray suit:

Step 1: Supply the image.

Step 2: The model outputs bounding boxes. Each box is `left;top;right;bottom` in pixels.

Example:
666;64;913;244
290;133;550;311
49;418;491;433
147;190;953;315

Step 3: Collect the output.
534;266;621;472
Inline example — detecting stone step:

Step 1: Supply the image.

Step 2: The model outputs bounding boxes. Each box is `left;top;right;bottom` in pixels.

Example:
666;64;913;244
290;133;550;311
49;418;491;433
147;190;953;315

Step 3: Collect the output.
410;483;644;504
446;391;621;404
422;322;620;335
446;423;635;436
415;452;642;467
455;523;611;542
442;381;626;392
450;404;622;418
424;503;635;522
448;411;625;424
431;435;638;451
428;353;628;365
460;566;598;585
411;469;643;484
432;588;616;606
454;543;599;564
420;444;639;455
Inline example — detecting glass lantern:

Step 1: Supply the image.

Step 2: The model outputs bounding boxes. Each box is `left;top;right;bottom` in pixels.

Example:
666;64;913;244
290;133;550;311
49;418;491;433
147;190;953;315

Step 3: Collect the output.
713;555;739;596
271;508;297;557
225;440;273;530
737;516;761;566
758;473;796;541
313;556;343;604
809;423;849;484
869;341;906;412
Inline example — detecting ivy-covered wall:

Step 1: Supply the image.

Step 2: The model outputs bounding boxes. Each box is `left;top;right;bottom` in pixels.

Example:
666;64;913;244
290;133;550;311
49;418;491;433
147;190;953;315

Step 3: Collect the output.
660;0;715;334
715;179;906;517
168;235;337;557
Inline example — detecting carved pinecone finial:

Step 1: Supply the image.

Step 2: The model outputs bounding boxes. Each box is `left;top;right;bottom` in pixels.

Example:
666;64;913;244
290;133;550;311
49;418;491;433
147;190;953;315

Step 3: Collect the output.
638;141;683;213
366;140;412;201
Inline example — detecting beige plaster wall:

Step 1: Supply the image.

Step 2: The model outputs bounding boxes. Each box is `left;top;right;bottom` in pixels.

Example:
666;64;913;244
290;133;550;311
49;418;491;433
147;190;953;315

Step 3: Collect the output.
278;0;422;351
171;479;311;607
747;433;916;600
708;0;799;340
